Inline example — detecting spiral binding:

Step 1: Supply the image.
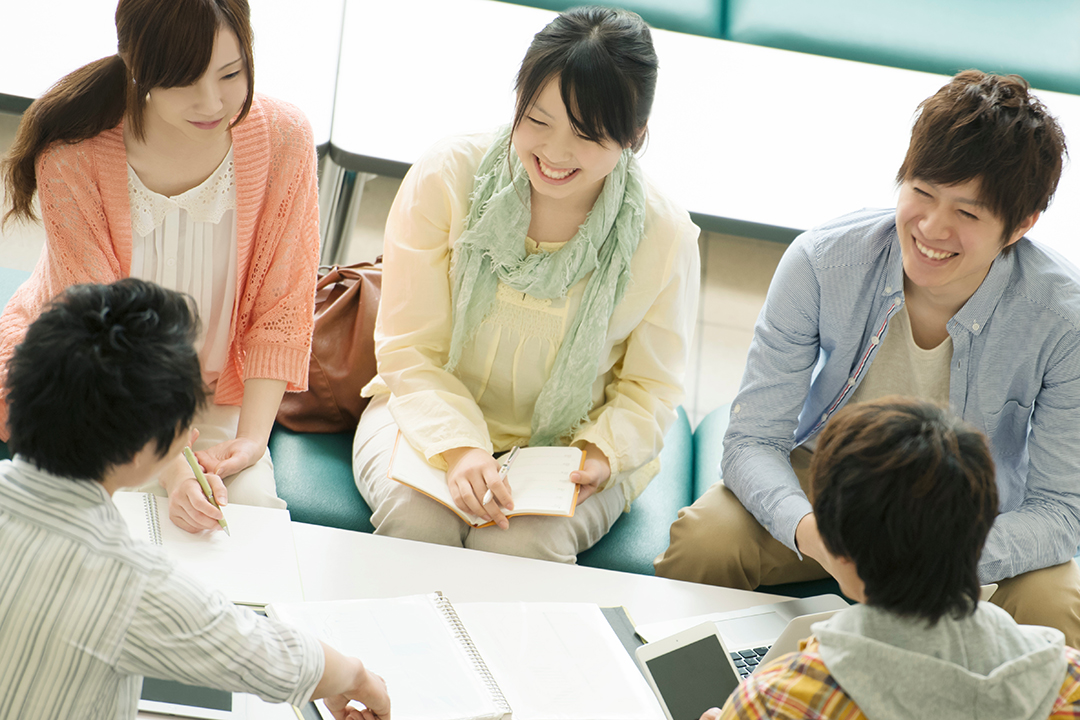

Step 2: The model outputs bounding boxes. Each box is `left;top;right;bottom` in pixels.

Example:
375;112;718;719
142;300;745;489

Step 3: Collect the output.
143;493;164;545
431;593;512;717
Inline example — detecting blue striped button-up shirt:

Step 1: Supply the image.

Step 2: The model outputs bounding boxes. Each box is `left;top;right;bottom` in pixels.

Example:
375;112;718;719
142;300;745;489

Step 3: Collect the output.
0;457;324;720
722;208;1080;583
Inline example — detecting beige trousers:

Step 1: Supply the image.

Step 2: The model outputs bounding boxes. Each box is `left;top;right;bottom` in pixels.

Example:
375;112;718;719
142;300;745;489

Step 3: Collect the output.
130;402;284;508
352;394;625;564
654;447;1080;648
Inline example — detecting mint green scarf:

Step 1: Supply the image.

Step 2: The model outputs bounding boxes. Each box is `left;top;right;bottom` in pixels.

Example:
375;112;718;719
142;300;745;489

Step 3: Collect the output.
447;125;646;447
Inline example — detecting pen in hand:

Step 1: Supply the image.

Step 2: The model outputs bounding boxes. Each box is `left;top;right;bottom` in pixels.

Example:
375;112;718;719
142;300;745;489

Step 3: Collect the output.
482;446;520;506
183;446;230;536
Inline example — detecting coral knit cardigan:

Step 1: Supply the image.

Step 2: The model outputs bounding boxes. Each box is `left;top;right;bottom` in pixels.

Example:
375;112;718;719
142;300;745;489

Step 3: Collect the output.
0;94;320;441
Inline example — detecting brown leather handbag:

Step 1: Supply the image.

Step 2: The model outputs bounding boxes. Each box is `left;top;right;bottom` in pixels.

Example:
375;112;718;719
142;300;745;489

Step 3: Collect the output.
276;260;382;433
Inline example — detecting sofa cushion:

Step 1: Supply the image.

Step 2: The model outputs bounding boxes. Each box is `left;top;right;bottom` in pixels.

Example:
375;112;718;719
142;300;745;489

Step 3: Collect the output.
725;0;1080;96
0;267;30;312
577;406;695;575
0;268;30;454
691;403;843;597
506;0;723;39
692;403;730;500
268;425;375;533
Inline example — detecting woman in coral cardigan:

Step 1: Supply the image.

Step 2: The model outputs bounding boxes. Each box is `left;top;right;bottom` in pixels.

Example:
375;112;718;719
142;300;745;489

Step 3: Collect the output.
0;0;320;533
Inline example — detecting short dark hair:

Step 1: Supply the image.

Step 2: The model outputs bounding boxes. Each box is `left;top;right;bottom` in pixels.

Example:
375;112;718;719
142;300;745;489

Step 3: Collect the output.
4;279;206;481
897;70;1067;243
513;6;658;152
809;397;998;624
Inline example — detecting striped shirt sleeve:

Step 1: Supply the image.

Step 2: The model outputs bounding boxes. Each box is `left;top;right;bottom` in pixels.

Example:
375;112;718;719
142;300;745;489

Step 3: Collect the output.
115;563;323;707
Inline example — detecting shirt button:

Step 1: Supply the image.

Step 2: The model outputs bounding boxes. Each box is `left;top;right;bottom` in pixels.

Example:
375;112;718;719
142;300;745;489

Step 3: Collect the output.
884;286;893;294
848;377;857;387
972;322;980;331
821;413;829;423
733;404;741;414
166;258;176;267
870;336;880;346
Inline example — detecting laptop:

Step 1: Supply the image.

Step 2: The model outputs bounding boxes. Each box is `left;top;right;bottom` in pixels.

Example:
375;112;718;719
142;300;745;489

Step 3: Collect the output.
637;584;998;681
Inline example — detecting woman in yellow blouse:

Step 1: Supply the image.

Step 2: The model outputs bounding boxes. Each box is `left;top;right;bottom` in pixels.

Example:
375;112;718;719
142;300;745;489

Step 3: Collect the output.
353;7;700;562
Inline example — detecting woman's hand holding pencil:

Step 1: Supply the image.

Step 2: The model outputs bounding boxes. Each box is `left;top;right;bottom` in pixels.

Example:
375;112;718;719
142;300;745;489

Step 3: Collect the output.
159;428;231;534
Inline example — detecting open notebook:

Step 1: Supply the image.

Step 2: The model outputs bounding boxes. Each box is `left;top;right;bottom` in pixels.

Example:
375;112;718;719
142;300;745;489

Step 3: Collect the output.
113;492;303;605
387;431;582;527
266;595;665;720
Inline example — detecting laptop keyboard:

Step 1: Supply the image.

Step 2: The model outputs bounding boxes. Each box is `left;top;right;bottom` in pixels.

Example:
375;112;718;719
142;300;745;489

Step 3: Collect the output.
731;647;771;679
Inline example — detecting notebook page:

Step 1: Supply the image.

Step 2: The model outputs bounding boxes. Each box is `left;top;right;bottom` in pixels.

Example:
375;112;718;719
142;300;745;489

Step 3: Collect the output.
454;602;665;720
115;492;303;604
268;595;505;720
503;449;581;514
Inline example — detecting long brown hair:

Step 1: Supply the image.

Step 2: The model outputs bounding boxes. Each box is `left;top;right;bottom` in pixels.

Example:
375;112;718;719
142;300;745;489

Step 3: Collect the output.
1;0;254;227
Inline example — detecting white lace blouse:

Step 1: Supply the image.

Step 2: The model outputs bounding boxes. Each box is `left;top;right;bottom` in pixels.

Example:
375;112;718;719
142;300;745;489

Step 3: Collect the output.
128;149;238;386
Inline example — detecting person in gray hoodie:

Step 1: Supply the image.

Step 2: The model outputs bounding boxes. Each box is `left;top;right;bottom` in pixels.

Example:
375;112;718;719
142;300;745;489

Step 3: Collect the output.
704;396;1080;720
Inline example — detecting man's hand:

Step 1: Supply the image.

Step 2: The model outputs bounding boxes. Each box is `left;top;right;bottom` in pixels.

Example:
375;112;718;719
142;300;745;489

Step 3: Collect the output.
158;428;228;534
795;513;866;602
443;447;512;529
316;643;390;720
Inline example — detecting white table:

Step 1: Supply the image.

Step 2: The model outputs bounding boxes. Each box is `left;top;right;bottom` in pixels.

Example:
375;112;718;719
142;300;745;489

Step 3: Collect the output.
140;522;785;719
0;0;341;148
327;0;1080;265
292;522;784;625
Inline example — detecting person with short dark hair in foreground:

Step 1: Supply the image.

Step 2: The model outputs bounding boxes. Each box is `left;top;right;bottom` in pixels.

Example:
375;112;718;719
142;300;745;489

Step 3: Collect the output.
702;397;1080;720
0;279;388;720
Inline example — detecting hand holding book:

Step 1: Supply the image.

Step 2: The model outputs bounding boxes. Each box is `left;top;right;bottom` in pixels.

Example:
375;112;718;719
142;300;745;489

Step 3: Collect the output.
390;432;583;528
569;441;611;503
444;446;515;528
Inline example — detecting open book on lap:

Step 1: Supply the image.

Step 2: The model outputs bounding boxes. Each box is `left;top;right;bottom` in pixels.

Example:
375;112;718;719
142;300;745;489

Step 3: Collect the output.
387;431;582;527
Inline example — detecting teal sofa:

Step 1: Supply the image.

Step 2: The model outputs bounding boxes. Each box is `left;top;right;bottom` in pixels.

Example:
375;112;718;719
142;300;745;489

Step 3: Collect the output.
0;267;30;462
0;265;693;576
724;0;1080;96
505;0;723;38
270;407;696;576
692;403;842;599
497;0;1080;97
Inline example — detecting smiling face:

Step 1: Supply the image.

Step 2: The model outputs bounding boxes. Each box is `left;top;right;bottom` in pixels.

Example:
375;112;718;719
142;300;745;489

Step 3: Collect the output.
143;26;248;146
511;77;626;210
896;177;1038;306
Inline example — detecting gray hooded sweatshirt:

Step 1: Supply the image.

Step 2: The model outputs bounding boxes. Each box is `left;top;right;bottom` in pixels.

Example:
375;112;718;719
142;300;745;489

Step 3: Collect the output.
813;603;1068;720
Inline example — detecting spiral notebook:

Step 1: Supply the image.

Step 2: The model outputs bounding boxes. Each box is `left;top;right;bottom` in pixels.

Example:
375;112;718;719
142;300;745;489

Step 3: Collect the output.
267;593;510;720
113;491;304;605
266;596;666;720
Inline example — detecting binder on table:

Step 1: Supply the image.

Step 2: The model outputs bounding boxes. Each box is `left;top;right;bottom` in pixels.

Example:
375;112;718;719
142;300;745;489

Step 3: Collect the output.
267;595;666;720
387;431;582;527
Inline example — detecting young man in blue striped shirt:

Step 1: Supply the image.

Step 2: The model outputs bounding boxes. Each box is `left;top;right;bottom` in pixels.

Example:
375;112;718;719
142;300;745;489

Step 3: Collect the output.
657;70;1080;646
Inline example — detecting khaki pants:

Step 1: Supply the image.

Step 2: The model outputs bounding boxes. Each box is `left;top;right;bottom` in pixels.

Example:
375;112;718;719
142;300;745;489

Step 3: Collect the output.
654;448;1080;648
352;394;625;564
